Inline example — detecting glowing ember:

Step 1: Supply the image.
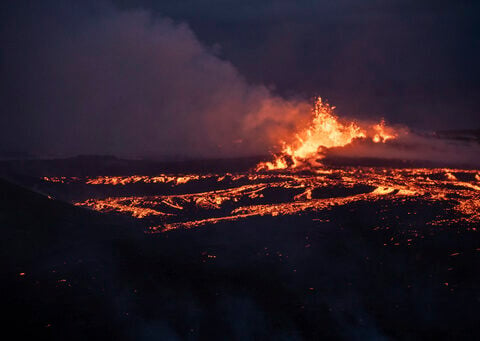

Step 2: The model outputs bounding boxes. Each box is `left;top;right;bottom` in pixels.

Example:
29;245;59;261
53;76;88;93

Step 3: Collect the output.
258;97;397;170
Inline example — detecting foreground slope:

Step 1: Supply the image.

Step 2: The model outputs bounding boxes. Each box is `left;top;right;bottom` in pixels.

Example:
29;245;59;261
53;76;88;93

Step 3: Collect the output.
1;176;479;340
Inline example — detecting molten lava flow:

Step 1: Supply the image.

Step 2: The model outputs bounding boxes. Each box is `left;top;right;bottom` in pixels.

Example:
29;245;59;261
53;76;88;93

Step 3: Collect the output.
258;97;397;170
65;167;480;233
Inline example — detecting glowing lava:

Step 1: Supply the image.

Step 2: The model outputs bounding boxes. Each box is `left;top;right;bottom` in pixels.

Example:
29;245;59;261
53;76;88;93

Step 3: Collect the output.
258;97;397;170
63;168;480;233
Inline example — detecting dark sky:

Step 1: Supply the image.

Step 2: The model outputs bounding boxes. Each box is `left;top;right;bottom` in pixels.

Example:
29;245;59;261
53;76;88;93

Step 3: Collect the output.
1;0;479;158
114;0;480;125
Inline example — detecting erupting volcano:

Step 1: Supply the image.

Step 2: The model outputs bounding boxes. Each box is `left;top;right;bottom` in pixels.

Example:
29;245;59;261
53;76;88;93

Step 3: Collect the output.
32;98;479;234
3;1;480;338
258;97;398;170
4;102;480;339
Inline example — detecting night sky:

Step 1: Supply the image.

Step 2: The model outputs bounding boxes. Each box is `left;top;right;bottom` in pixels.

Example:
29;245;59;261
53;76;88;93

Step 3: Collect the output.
1;0;479;158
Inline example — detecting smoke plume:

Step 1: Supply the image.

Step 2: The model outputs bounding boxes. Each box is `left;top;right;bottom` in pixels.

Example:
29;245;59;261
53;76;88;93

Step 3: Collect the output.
1;1;479;167
326;129;480;168
1;3;309;158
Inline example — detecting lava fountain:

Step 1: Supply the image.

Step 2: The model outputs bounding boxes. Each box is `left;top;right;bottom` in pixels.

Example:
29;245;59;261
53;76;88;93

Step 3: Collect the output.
258;97;398;170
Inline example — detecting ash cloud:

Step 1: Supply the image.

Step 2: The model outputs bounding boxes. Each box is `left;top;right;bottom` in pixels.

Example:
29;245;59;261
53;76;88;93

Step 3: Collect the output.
0;2;309;159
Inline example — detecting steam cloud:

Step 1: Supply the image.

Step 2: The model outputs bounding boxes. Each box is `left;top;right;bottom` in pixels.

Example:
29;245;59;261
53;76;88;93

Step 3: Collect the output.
326;130;480;168
1;4;309;158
